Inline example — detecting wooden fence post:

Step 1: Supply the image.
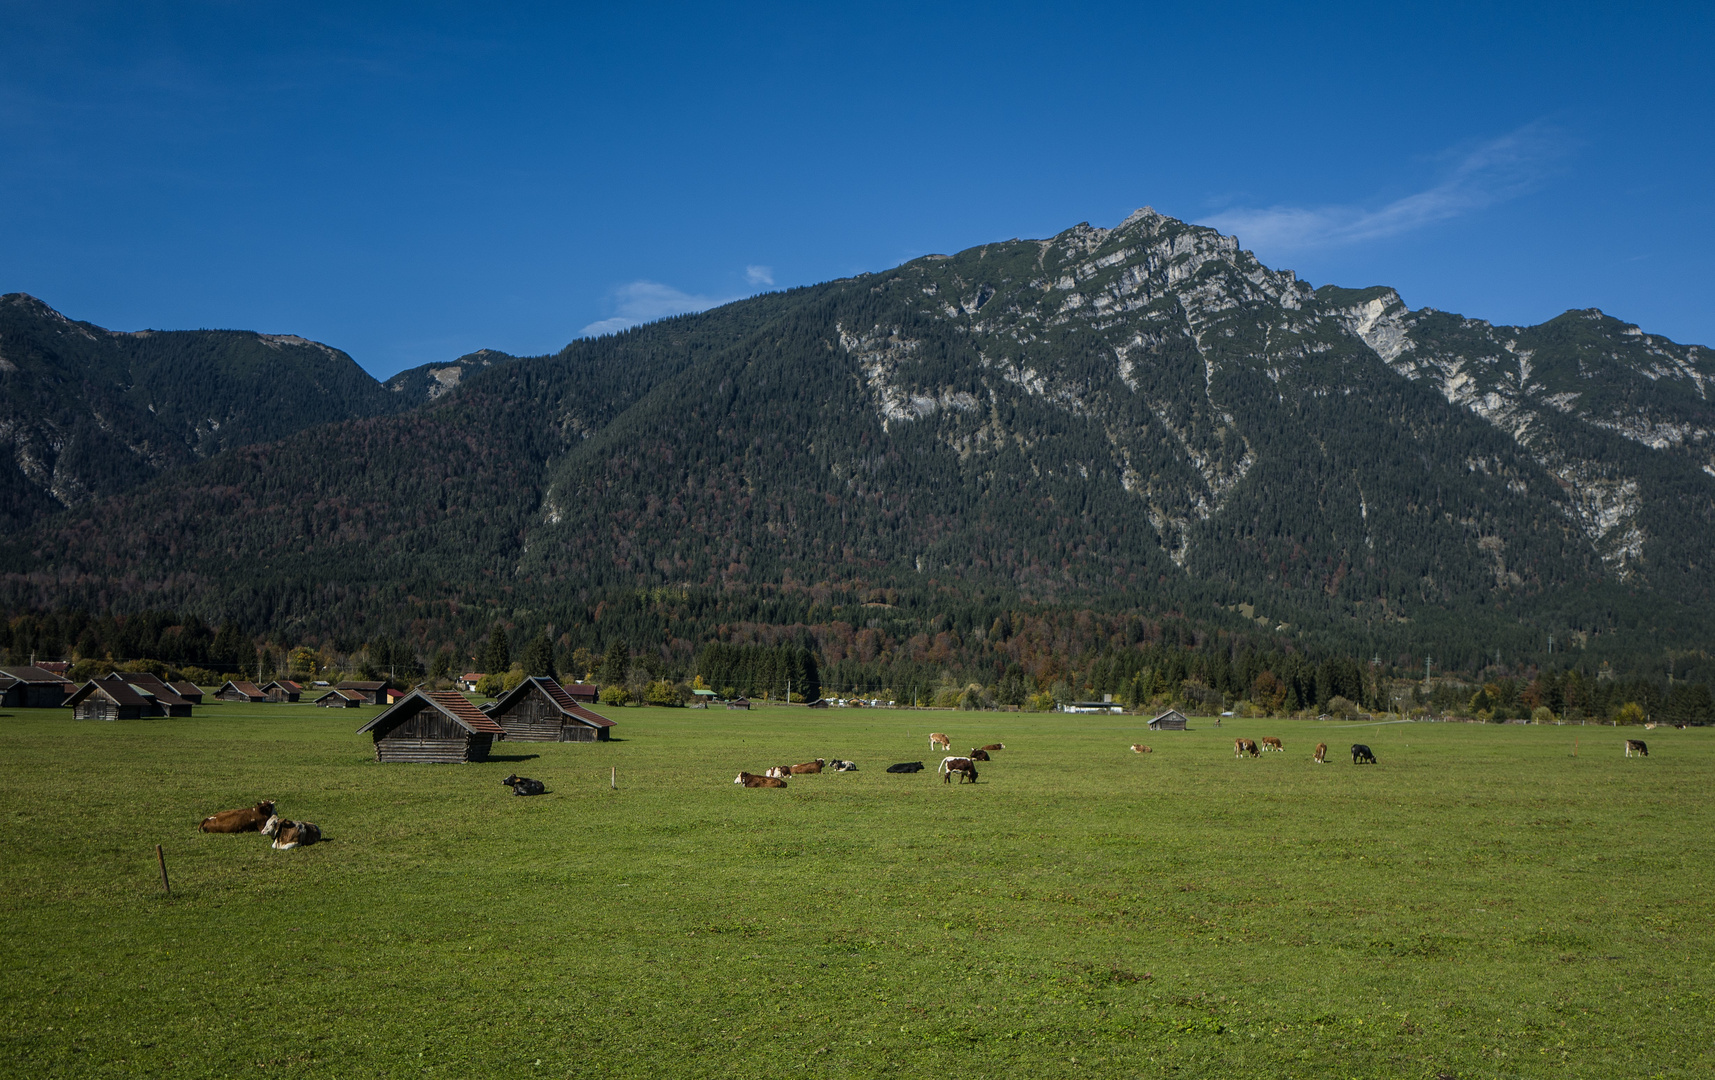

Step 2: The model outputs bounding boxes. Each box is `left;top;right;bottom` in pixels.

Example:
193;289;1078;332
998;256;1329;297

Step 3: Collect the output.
156;844;171;895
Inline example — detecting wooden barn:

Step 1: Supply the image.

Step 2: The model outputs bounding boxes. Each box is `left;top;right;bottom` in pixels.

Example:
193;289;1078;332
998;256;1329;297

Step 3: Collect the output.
111;673;195;716
0;666;74;707
726;697;752;710
335;680;387;704
357;689;506;763
314;689;363;708
215;680;267;703
66;678;152;720
563;682;600;703
487;676;616;742
169;681;205;704
1148;709;1189;731
261;679;302;703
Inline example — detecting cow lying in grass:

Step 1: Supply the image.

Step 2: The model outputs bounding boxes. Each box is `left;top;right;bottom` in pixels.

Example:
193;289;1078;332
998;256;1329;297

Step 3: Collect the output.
502;774;546;796
1130;744;1151;754
1625;739;1649;757
1351;744;1377;765
886;761;925;773
260;815;322;850
829;759;858;771
735;771;787;788
199;800;276;833
787;759;825;774
979;743;1005;751
968;748;990;761
939;756;978;784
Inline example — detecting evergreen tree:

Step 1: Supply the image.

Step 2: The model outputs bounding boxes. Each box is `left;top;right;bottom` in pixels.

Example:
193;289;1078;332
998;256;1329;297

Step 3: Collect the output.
522;631;556;678
599;639;628;686
484;626;510;674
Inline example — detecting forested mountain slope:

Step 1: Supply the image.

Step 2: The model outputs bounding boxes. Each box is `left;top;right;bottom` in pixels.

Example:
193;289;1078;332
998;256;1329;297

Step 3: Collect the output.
5;211;1713;663
0;293;420;530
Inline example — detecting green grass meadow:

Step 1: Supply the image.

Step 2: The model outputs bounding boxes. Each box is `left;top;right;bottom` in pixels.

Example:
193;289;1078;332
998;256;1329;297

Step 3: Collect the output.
1;704;1710;1078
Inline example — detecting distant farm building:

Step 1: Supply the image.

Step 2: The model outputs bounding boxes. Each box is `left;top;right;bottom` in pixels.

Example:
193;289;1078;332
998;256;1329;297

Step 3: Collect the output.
384;687;409;704
261;680;302;703
113;673;195;716
215;680;267;703
0;666;74;707
314;689;363;708
488;676;616;742
170;681;205;704
562;683;600;703
334;680;387;704
1148;709;1189;731
726;697;751;710
357;689;506;763
458;672;484;691
67;678;152;720
1064;700;1123;714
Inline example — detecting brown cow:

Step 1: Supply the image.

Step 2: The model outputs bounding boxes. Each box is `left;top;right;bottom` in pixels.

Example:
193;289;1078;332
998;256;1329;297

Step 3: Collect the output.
1234;738;1258;758
968;748;990;761
1625;739;1649;758
199;800;276;833
979;743;1005;751
787;759;825;774
735;771;788;788
1260;737;1283;753
939;756;978;783
929;733;951;750
1313;742;1328;764
261;815;322;851
764;766;790;779
1130;744;1152;754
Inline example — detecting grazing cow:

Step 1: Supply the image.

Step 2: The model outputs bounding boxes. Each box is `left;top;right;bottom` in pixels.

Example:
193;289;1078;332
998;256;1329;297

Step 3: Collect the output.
939;756;978;784
1351;744;1377;765
968;748;991;761
1130;744;1151;754
502;774;545;796
979;743;1005;752
787;759;825;774
199;800;276;833
1313;742;1328;764
261;815;322;850
886;761;925;773
764;766;791;779
1260;737;1283;753
829;759;859;771
929;733;951;750
735;771;788;788
1234;738;1259;758
1625;739;1649;758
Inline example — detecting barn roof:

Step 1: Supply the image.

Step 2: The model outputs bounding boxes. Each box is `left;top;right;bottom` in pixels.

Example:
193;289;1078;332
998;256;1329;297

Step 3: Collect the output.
68;678;152;708
219;680;266;698
336;680;387;691
0;665;73;687
314;689;361;703
111;672;191;708
168;681;202;696
357;689;505;736
492;676;617;727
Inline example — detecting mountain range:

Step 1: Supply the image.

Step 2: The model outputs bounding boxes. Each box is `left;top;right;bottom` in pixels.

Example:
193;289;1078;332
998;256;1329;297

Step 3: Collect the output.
4;208;1713;673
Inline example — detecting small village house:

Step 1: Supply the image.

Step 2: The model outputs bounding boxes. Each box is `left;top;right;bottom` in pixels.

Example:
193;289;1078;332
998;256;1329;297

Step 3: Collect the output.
357;689;506;763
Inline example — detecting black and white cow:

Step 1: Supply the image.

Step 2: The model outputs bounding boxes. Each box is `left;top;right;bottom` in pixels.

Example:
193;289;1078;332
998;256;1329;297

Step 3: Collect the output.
503;774;546;796
1350;744;1377;765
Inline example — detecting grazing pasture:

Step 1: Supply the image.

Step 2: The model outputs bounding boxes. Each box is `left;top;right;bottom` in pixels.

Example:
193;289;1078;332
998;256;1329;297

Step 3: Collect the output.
1;706;1711;1078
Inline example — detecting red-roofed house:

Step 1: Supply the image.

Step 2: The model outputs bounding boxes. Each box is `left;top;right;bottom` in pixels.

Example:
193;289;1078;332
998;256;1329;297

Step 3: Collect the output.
215;680;267;702
487;676;616;742
357;689;506;763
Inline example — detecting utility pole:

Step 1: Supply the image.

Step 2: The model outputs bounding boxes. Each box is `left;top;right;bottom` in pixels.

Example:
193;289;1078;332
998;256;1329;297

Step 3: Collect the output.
1548;634;1554;655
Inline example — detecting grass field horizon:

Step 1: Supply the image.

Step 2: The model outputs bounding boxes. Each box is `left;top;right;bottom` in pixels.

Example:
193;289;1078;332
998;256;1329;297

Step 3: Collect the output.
1;703;1709;1078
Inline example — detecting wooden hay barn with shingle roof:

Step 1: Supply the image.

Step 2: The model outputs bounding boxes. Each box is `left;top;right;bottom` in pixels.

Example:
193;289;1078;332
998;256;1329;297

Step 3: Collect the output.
314;689;363;708
487;676;616;742
0;666;73;708
67;677;154;720
357;689;506;763
215;680;267;703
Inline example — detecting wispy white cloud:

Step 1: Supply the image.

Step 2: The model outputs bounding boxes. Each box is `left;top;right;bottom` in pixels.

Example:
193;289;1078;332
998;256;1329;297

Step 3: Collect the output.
1200;125;1566;253
579;280;741;337
745;265;774;286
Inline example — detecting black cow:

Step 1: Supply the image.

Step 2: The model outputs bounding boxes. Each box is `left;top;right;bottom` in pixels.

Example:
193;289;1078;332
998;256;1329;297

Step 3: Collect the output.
886;761;926;773
968;748;991;761
1350;744;1377;765
503;774;546;796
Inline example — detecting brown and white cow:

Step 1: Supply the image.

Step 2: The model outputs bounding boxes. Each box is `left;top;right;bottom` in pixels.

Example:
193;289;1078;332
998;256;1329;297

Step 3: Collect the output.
1260;737;1283;753
929;733;952;750
735;771;788;788
1625;739;1649;758
968;748;990;761
1130;744;1151;754
1234;738;1259;758
261;815;322;850
764;766;791;779
1313;742;1328;764
787;759;825;774
979;743;1005;752
199;800;276;833
939;756;979;784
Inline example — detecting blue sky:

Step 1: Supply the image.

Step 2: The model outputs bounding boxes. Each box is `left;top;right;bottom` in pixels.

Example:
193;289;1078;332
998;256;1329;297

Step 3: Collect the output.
1;1;1710;378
